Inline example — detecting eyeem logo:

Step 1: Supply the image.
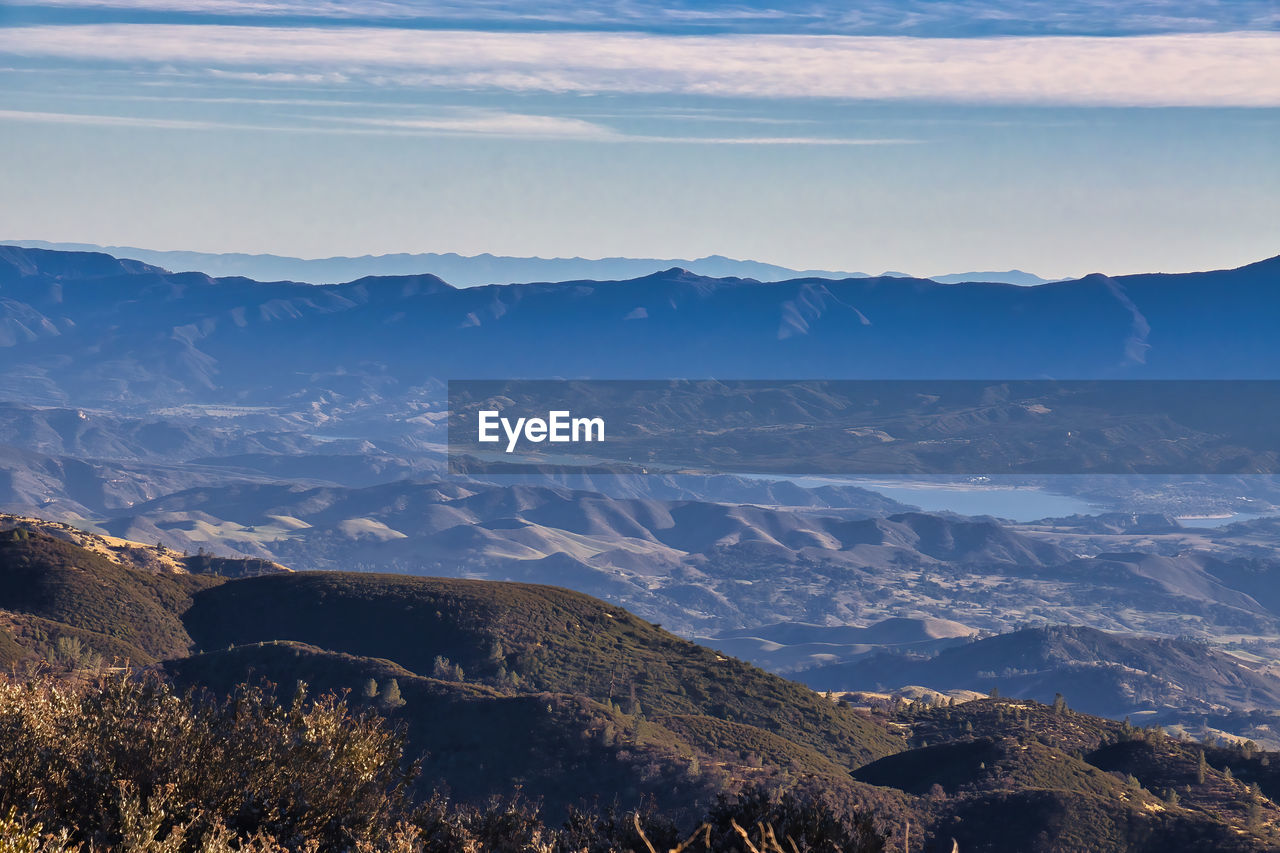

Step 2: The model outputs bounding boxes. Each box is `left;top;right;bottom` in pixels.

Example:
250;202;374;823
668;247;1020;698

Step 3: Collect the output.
478;410;605;453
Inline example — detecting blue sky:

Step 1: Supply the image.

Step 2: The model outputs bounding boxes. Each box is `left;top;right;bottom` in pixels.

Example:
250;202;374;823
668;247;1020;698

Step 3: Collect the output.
0;1;1276;278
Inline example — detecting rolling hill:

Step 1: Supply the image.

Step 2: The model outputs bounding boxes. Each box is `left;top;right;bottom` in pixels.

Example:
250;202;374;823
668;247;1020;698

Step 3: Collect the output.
5;520;1280;848
800;625;1280;721
181;571;904;768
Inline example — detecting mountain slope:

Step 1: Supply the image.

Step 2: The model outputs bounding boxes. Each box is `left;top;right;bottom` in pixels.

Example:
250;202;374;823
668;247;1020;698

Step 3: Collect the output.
800;625;1280;719
182;572;904;767
0;520;290;664
0;528;221;660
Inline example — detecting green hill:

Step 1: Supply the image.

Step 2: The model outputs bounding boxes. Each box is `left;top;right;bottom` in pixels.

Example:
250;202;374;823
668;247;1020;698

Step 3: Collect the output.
0;528;222;660
855;737;1129;800
862;698;1280;851
182;572;904;767
167;641;730;817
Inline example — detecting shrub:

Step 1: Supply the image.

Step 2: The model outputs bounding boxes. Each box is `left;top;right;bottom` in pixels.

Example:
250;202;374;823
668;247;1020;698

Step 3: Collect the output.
0;673;414;851
0;674;887;853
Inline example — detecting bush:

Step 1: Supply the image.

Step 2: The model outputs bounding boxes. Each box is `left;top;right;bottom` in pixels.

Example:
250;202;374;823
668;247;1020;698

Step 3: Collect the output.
705;787;885;853
0;674;887;853
0;673;414;851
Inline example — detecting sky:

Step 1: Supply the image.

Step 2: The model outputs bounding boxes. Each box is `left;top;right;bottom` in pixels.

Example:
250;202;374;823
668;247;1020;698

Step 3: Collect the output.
0;1;1276;278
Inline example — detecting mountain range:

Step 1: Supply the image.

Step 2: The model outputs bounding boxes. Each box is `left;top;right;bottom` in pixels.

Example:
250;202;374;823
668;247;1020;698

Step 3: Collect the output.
4;240;1052;288
1;246;1277;412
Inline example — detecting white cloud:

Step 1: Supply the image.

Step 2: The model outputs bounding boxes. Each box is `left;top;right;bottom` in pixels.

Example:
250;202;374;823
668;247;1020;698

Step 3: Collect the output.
0;107;241;129
1;25;1277;106
17;0;1280;35
0;105;913;144
19;0;424;16
320;111;621;139
330;113;915;143
207;69;351;84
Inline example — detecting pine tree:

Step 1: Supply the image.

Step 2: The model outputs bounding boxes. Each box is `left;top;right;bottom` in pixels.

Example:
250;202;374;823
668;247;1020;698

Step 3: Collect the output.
360;678;378;701
378;678;405;709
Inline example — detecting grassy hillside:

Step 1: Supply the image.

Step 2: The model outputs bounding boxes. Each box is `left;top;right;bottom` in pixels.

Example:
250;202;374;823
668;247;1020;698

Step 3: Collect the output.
165;640;917;827
167;641;724;818
0;623;25;668
873;698;1280;851
856;737;1129;800
0;528;222;659
2;611;157;665
182;572;905;766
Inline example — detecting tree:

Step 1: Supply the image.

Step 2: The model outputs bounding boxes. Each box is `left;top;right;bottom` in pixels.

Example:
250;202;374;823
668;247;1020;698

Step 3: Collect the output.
1052;693;1068;715
487;640;505;664
378;678;406;709
360;678;378;701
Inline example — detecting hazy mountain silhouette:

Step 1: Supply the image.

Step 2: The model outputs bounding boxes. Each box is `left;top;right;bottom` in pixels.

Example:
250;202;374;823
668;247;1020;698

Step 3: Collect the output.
7;240;1059;286
3;245;1279;407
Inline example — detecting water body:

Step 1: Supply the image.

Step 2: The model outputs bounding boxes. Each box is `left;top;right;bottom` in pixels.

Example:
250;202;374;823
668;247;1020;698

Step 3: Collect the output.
748;474;1099;521
856;483;1100;521
775;476;1271;527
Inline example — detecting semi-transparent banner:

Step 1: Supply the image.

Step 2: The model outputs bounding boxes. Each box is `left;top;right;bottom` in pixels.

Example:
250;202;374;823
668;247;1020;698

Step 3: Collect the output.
447;380;1280;475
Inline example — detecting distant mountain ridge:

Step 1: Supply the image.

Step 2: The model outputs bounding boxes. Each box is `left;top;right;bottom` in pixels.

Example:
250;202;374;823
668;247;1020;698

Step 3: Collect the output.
3;245;1279;409
5;239;1052;287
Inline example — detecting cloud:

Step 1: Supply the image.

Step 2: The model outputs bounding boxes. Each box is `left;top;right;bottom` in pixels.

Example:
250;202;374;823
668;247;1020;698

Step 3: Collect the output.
15;0;1280;36
0;106;610;138
0;107;244;130
320;111;621;139
331;113;915;143
19;0;426;16
1;24;1277;106
0;105;914;144
207;69;350;84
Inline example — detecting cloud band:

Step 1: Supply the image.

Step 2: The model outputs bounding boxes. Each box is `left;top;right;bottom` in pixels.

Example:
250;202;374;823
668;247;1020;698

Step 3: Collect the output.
1;25;1278;106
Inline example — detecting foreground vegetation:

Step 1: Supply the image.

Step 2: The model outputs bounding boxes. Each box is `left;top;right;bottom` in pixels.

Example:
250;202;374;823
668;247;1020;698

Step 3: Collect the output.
0;672;885;853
